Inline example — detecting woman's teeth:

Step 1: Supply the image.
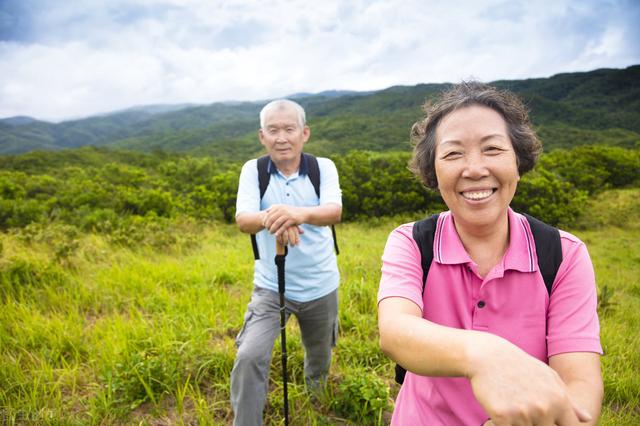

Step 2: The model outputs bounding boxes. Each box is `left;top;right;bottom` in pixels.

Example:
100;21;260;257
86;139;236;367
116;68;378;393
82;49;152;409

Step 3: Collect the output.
462;190;493;200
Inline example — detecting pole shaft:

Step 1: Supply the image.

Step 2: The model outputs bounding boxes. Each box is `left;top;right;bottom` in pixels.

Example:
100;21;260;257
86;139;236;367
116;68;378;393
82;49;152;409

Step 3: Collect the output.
275;240;289;425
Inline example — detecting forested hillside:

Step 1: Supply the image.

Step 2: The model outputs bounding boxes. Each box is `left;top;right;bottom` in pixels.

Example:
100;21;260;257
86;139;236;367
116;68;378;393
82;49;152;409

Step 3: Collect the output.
1;65;638;158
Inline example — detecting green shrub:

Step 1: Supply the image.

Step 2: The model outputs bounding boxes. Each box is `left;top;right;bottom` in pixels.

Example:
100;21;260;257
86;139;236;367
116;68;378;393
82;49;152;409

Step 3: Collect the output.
540;145;640;194
102;345;180;410
329;369;390;424
512;168;588;227
334;150;444;220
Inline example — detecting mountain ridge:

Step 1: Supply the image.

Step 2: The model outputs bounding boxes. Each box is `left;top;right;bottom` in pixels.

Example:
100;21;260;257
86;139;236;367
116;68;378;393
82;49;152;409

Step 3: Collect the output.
1;65;638;159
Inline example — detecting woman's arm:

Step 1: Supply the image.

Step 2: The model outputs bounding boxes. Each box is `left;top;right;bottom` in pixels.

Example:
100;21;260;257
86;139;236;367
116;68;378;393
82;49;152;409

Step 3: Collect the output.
378;297;593;425
549;352;603;425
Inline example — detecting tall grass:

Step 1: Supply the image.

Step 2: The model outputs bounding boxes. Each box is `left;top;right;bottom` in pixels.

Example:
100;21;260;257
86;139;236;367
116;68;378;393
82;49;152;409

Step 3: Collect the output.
0;190;638;424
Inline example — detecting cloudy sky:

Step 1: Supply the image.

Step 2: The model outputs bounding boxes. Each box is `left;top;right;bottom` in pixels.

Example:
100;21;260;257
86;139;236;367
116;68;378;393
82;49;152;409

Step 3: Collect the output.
0;0;638;122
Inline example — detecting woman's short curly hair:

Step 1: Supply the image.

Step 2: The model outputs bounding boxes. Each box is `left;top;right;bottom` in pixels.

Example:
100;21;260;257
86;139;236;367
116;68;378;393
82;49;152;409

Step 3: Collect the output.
409;81;542;190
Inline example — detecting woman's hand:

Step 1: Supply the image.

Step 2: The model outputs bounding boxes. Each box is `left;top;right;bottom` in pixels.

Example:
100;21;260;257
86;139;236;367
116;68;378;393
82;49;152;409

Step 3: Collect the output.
468;334;592;425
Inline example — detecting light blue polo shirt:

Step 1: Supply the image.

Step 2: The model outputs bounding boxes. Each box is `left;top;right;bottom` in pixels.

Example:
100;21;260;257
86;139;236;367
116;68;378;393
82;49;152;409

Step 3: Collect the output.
236;155;342;302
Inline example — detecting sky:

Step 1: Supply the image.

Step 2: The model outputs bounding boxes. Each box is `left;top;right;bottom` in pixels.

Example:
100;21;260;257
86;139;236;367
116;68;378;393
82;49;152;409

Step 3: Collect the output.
0;0;638;122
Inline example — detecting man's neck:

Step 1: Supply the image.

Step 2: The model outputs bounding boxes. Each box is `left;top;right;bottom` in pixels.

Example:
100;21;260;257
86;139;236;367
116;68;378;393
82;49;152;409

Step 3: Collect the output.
272;156;301;177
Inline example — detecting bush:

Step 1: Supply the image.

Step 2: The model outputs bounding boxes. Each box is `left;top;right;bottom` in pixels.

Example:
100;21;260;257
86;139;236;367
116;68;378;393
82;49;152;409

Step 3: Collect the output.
512;168;588;227
329;369;390;424
1;145;637;235
540;145;640;194
334;151;444;220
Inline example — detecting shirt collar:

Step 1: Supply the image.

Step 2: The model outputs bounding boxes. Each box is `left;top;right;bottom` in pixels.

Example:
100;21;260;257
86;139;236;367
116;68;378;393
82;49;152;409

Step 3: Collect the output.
267;153;308;176
434;208;536;273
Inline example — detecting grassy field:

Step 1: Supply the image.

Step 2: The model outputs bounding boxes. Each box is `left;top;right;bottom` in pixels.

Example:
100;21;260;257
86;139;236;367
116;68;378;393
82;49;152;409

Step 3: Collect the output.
1;189;639;425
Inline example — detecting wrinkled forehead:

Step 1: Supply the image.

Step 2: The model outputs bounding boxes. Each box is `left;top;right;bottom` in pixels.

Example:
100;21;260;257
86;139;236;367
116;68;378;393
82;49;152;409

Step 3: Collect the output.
262;106;303;127
435;105;509;143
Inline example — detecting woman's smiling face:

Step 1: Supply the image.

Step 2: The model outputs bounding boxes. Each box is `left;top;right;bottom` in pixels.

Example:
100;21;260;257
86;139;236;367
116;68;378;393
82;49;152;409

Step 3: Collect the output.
434;104;520;230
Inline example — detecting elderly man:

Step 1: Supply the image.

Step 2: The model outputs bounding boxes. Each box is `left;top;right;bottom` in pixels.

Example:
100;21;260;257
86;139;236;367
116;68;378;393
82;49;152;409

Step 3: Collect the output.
231;99;342;425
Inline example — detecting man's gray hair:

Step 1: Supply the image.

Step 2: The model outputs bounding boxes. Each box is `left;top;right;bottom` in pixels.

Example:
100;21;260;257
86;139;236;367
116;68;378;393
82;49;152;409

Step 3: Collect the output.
259;99;306;129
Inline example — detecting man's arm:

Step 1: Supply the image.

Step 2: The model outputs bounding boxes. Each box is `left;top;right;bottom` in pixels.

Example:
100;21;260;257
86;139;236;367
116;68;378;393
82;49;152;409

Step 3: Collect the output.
378;297;592;425
236;202;341;246
236;211;266;235
263;203;341;232
549;352;603;425
236;210;302;246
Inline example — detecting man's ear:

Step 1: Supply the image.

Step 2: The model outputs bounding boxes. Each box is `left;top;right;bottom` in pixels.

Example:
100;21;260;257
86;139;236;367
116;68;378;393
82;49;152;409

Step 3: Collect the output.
302;126;311;143
258;129;266;147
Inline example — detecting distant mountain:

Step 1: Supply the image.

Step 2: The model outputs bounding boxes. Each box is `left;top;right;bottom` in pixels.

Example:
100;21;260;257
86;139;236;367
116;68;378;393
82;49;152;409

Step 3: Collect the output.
0;116;41;126
287;89;373;99
102;103;197;116
1;65;638;158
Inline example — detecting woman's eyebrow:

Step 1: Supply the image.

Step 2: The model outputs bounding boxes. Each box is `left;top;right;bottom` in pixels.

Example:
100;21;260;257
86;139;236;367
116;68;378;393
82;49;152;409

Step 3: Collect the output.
480;133;508;142
438;139;463;146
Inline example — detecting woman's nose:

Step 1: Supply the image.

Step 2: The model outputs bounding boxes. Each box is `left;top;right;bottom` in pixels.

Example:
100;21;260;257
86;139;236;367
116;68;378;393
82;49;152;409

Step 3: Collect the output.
461;153;489;179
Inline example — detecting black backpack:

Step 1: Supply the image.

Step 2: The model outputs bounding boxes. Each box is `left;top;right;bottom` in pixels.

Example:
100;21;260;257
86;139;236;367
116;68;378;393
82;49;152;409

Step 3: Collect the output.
394;212;563;384
250;153;339;260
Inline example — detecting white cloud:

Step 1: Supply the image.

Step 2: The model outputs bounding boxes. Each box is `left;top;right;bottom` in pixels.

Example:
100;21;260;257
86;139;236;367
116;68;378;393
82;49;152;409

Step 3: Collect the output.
0;0;638;121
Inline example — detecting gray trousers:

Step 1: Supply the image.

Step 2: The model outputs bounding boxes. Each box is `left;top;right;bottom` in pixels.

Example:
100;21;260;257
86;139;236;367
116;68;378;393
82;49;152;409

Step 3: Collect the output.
230;286;338;426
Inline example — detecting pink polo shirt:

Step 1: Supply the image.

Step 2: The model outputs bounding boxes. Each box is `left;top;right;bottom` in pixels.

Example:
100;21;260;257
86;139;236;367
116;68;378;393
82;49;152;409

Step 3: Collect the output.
378;209;602;426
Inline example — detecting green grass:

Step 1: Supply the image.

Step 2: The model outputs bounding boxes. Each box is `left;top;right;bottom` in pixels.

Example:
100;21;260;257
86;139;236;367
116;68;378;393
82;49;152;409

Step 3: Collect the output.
1;191;639;424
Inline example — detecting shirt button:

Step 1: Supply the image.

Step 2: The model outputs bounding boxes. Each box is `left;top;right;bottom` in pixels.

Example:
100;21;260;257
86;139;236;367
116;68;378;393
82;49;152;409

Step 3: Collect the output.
477;300;486;309
286;193;290;196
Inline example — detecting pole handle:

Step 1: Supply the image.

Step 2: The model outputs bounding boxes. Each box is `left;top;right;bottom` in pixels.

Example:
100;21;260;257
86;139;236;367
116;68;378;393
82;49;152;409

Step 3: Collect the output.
276;240;286;255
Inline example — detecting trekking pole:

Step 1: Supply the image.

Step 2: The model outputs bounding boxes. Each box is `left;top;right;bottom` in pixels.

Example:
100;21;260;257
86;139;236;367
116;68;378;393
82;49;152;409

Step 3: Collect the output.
275;240;289;426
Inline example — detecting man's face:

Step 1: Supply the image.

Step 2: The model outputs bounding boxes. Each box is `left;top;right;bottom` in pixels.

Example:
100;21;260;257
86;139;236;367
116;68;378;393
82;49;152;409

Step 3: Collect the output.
259;106;310;165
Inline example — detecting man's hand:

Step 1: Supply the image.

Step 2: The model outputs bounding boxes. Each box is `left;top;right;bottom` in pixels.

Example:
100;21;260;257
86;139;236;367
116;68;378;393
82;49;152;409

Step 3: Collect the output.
469;335;592;426
262;204;306;246
263;205;306;242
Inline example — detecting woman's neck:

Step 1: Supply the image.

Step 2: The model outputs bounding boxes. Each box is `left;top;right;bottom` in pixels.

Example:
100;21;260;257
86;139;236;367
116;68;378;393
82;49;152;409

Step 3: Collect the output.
454;214;510;278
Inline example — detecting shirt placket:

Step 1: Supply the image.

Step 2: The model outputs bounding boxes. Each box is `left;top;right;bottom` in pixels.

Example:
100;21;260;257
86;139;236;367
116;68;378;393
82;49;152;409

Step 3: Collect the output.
470;264;489;331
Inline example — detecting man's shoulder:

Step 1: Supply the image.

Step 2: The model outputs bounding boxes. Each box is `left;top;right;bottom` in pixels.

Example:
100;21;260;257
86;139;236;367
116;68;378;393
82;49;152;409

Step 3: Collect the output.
314;157;338;173
238;159;259;184
242;158;259;168
313;156;334;164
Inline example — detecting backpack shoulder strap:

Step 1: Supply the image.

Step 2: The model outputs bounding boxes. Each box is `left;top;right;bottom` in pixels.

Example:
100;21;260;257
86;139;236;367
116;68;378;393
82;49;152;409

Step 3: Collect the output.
257;155;271;200
303;153;321;198
251;155;272;260
411;213;440;293
303;153;340;255
395;213;439;385
523;213;563;296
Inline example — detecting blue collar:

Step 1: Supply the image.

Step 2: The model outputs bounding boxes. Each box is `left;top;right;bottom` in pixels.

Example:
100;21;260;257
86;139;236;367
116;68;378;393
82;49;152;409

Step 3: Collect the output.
267;153;309;176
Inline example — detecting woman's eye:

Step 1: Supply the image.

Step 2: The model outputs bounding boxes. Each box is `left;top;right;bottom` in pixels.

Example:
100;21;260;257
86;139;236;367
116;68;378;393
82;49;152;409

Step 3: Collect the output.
443;151;462;159
485;146;504;154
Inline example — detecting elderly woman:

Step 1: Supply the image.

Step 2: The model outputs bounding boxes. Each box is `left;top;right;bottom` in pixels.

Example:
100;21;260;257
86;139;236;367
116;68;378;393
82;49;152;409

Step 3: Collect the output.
377;82;603;425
